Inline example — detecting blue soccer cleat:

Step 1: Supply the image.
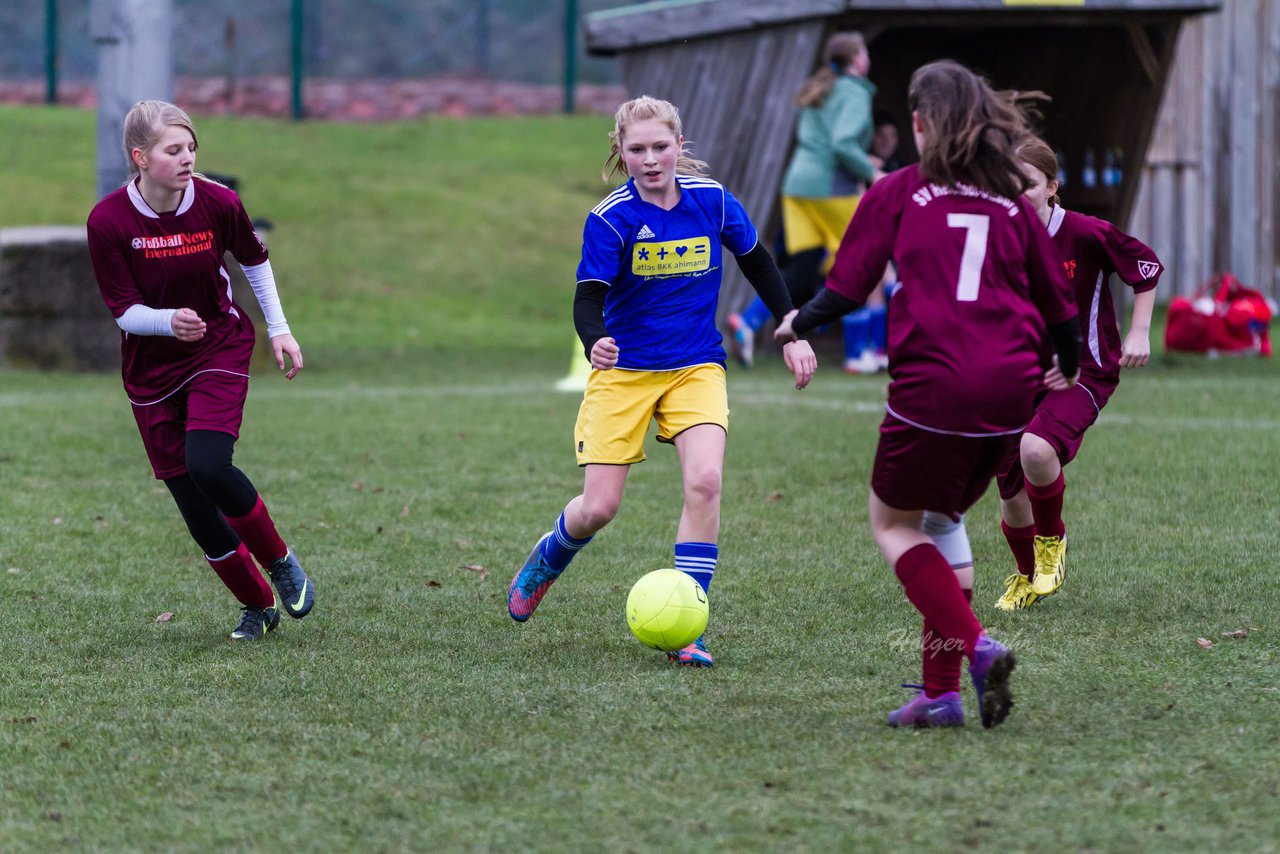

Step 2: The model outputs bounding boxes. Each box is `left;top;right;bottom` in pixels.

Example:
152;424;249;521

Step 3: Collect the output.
507;533;563;622
230;605;280;640
268;551;314;619
667;635;714;667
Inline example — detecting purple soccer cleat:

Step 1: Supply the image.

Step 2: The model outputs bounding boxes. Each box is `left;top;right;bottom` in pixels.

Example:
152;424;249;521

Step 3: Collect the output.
507;533;562;623
969;634;1017;729
886;685;965;728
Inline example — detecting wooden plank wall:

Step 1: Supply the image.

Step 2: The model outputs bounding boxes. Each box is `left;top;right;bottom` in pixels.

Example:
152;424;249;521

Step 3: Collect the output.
1131;0;1280;297
618;19;827;317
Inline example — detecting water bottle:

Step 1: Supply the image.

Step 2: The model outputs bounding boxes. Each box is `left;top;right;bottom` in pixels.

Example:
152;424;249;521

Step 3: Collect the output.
1103;148;1123;188
1081;148;1097;188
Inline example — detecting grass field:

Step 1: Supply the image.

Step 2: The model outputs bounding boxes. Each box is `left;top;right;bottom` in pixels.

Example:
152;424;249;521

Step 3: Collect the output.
2;106;1278;851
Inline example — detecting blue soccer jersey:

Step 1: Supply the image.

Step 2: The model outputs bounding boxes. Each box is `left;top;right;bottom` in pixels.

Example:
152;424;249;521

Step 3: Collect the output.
576;175;758;371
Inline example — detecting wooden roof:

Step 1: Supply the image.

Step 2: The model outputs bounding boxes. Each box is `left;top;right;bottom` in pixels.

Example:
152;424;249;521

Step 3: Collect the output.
587;0;1222;54
583;0;1223;315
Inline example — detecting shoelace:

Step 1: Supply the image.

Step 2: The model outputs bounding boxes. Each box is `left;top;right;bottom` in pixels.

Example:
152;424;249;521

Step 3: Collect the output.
516;556;557;596
270;557;302;599
998;575;1031;603
234;606;266;635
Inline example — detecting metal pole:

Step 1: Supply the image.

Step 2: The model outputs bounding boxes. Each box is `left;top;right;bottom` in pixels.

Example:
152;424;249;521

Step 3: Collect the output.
291;0;304;120
91;0;123;198
477;0;490;78
45;0;58;104
92;0;173;199
563;0;577;114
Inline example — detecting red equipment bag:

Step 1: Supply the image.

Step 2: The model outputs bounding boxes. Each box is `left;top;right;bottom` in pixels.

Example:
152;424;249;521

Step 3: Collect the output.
1165;273;1273;356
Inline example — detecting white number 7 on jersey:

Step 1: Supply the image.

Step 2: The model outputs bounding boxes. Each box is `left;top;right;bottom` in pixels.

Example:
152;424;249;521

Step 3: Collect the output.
946;213;990;302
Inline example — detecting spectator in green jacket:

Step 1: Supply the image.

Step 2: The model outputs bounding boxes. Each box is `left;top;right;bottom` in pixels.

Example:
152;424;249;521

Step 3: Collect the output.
729;31;885;371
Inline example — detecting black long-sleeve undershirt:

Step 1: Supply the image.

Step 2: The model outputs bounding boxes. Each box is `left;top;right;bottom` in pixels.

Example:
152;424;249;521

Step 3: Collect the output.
573;280;609;359
791;287;862;337
734;242;793;323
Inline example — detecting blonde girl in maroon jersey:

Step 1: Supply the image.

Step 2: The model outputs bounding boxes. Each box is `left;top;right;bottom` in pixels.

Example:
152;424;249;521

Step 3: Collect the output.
87;101;315;640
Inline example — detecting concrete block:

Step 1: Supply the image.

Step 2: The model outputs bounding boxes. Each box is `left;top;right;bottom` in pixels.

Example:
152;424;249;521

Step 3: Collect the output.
0;225;272;372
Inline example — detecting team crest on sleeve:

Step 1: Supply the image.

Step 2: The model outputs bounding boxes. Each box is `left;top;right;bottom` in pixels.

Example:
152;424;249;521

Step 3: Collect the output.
1137;260;1161;279
632;237;711;276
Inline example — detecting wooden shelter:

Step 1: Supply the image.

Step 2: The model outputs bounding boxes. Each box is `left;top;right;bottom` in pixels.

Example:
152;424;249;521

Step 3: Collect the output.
1131;0;1280;298
585;0;1225;311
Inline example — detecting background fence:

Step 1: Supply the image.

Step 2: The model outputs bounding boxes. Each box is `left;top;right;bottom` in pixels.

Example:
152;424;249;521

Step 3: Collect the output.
0;0;637;116
5;0;1274;296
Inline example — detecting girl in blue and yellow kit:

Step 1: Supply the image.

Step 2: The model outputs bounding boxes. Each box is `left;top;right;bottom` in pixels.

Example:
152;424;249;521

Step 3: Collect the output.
507;96;817;667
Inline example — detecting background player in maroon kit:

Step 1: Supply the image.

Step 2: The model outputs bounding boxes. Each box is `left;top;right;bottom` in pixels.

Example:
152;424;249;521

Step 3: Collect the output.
87;100;315;640
776;61;1081;729
994;137;1161;610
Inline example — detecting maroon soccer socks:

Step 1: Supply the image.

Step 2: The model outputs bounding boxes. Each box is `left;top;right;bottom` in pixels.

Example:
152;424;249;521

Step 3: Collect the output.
1002;521;1037;578
207;543;273;609
225;496;289;567
1025;472;1067;539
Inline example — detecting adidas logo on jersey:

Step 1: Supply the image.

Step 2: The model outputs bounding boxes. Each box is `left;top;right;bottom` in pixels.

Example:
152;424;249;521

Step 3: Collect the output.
636;224;656;239
1137;260;1161;280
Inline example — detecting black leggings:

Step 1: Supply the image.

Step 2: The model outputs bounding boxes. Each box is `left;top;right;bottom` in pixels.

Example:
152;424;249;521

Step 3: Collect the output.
164;430;259;557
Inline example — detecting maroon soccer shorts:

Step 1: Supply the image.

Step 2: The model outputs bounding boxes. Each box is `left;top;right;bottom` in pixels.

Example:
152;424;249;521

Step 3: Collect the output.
871;415;1017;515
997;382;1109;499
130;369;249;479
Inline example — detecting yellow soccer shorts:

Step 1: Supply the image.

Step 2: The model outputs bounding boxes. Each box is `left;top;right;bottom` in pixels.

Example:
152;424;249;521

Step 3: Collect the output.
574;364;728;466
782;194;862;270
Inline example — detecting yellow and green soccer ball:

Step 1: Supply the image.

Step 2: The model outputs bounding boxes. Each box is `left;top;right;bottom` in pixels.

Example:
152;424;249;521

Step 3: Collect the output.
625;569;709;652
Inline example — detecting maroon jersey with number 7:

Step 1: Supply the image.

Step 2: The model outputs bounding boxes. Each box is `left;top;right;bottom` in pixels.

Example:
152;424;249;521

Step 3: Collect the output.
824;164;1077;436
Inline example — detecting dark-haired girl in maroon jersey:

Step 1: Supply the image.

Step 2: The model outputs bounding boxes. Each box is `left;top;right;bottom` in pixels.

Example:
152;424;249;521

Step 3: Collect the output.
993;137;1161;611
777;61;1082;729
87;100;315;640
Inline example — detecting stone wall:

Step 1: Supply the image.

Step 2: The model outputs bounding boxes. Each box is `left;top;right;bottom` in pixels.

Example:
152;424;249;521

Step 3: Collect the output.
0;226;117;371
0;226;268;372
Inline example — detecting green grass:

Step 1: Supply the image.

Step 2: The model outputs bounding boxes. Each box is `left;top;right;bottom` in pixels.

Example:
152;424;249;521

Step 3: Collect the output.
2;106;1279;851
0;104;613;372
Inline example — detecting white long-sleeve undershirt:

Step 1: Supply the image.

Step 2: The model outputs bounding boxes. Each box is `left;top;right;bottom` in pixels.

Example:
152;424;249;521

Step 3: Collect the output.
241;259;291;338
113;260;291;338
116;304;178;336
